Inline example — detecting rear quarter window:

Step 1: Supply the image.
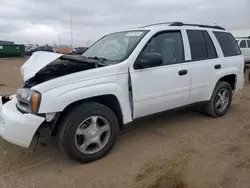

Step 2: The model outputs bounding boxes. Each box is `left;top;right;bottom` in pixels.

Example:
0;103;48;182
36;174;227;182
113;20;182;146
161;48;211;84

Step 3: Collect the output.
240;40;247;48
213;32;241;57
247;40;250;48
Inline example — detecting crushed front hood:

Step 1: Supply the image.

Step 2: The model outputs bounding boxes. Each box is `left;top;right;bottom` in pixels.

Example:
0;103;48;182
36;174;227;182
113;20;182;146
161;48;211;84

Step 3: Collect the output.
21;51;63;82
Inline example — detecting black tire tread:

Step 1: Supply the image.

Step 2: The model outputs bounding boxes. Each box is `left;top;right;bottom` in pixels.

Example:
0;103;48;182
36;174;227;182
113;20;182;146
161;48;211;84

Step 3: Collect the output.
58;102;119;163
205;81;232;117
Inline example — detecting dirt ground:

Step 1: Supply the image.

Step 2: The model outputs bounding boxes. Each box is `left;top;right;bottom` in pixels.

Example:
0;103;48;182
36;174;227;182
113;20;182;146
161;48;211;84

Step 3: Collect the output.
1;57;250;188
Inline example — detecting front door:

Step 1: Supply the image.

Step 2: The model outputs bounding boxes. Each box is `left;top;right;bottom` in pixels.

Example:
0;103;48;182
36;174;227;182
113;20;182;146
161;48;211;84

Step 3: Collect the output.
129;30;191;119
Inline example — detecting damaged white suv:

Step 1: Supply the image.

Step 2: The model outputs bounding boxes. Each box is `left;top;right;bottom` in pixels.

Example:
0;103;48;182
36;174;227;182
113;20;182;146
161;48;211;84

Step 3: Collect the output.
0;22;244;163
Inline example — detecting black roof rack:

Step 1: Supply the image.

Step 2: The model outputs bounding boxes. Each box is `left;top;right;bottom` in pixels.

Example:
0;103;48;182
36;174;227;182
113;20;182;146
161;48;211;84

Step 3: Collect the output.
169;22;225;30
140;22;225;30
235;36;250;39
139;22;174;28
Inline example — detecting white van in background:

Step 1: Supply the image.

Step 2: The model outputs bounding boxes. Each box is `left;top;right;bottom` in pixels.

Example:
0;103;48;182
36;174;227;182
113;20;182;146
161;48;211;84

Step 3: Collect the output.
236;38;250;63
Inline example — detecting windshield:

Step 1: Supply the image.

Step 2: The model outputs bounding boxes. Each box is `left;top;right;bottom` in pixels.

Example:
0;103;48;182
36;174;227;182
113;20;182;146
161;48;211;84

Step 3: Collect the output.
82;30;148;63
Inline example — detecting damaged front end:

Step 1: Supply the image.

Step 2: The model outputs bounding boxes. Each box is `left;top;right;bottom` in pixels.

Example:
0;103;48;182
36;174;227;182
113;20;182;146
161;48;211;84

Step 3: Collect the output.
0;52;111;148
1;94;16;105
0;52;109;148
22;53;107;88
0;94;59;147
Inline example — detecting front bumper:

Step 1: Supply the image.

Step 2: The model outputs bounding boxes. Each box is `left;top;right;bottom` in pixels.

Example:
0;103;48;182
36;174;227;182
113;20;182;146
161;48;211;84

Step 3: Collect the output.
0;96;45;148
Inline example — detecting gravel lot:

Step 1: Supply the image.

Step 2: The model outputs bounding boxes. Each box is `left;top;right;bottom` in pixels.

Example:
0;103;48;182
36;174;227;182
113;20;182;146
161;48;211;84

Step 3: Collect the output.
1;57;250;188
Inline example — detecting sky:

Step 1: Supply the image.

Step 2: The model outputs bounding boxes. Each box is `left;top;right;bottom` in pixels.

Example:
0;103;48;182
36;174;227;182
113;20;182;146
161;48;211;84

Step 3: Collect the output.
0;0;249;47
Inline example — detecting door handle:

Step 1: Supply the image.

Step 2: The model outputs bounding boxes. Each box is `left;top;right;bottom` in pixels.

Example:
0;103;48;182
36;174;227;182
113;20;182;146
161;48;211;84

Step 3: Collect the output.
178;70;188;76
214;64;221;69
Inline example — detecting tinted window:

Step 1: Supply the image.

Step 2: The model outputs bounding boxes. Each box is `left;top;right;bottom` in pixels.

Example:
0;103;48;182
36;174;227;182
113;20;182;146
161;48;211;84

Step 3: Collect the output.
247;40;250;48
213;32;241;57
187;30;217;60
187;30;207;60
140;31;184;66
240;40;247;48
203;31;218;58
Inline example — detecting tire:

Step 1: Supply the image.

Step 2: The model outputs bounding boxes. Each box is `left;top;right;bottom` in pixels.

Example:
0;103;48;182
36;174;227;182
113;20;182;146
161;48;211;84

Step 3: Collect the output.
205;81;232;117
58;102;119;163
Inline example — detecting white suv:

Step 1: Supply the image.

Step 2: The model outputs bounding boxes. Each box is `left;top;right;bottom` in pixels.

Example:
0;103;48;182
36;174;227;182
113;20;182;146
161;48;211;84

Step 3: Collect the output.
236;37;250;63
0;22;244;163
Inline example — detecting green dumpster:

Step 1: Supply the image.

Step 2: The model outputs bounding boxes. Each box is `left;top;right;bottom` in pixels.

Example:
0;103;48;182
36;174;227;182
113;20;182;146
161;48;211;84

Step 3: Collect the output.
0;44;25;57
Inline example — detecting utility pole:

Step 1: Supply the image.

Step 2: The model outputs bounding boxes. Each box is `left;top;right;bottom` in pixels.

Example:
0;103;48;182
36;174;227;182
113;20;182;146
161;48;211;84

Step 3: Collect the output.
70;13;73;48
58;35;61;45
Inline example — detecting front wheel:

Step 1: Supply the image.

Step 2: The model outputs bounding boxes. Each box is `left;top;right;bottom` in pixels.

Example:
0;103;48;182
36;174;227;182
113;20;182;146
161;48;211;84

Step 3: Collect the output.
58;102;119;163
205;81;232;117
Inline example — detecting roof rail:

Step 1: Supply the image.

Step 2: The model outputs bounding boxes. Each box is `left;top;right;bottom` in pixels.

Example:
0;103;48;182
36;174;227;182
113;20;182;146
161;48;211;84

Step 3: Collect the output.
140;21;225;30
235;36;250;39
139;22;180;28
169;22;225;30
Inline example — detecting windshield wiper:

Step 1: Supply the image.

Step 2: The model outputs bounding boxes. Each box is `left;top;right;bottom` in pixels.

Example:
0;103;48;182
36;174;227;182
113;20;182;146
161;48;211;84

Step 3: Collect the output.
85;56;107;62
81;56;109;66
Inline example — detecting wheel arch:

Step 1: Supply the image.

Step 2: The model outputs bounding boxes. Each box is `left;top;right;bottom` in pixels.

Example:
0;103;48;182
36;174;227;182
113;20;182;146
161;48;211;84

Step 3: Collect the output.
217;74;236;90
53;94;125;135
38;82;132;124
208;73;237;100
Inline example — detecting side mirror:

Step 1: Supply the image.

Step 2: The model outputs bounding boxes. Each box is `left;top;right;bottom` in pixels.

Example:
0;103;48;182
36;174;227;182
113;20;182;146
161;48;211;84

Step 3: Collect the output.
136;53;163;69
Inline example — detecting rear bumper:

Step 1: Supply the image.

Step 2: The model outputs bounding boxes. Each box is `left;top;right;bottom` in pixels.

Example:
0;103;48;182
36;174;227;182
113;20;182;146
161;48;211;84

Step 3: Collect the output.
0;96;45;148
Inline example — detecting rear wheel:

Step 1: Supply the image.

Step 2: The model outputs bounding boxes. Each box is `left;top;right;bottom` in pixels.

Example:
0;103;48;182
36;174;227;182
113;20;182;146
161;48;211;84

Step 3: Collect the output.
58;102;119;163
205;81;232;117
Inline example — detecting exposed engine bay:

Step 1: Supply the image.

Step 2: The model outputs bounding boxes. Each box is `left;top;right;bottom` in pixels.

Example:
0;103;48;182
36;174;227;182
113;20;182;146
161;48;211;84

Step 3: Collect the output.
23;55;107;88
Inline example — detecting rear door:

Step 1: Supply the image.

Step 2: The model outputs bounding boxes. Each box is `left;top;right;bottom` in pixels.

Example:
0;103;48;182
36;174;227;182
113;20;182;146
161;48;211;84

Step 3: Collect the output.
185;30;220;103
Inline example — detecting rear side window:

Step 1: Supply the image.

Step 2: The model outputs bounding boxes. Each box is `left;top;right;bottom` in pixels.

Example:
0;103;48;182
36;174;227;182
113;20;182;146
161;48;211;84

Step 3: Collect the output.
247;40;250;48
240;40;247;48
187;30;217;60
213;32;241;57
203;31;218;58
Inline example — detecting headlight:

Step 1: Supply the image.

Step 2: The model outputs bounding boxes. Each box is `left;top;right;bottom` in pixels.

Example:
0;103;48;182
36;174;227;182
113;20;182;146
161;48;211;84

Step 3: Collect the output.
16;89;41;113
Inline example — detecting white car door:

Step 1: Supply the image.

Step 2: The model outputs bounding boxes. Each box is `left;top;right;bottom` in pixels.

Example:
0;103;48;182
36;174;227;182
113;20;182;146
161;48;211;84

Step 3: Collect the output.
129;30;191;119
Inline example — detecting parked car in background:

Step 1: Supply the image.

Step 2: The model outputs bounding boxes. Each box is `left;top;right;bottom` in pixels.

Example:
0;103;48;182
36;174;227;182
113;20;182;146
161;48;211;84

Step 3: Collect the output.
68;47;89;55
26;45;53;56
70;47;89;55
0;22;244;163
236;37;250;63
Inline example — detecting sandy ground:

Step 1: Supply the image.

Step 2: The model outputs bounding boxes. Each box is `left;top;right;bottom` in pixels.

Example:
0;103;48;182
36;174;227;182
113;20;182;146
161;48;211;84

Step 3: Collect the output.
0;57;250;188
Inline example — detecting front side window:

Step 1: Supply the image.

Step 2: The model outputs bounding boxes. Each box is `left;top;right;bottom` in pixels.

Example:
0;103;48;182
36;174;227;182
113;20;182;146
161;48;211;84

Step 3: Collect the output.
140;31;184;66
213;31;241;57
240;40;247;48
83;30;148;63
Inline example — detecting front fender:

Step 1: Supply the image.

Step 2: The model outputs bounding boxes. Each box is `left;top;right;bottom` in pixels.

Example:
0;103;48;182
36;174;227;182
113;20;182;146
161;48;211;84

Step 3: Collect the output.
38;81;132;124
